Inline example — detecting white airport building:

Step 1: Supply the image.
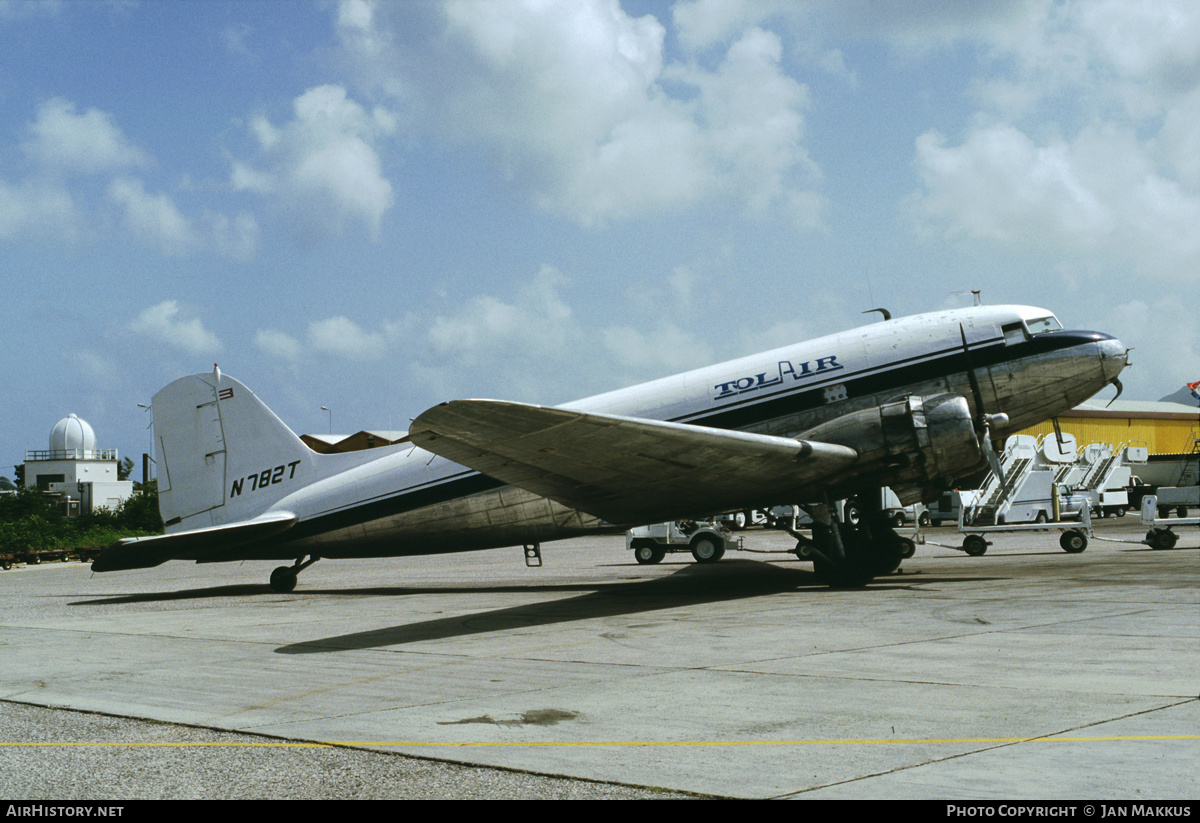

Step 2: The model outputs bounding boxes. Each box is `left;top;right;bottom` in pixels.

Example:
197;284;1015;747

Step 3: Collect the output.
23;414;133;516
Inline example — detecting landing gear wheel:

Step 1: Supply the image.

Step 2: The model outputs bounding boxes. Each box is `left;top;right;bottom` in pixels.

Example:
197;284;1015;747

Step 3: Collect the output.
898;538;916;559
963;535;988;556
634;543;666;564
1149;529;1177;550
869;539;905;576
270;566;298;593
1059;531;1087;553
690;535;725;563
812;555;876;587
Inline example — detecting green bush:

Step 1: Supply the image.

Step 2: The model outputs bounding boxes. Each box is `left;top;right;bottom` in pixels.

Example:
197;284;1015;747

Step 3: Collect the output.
0;486;163;552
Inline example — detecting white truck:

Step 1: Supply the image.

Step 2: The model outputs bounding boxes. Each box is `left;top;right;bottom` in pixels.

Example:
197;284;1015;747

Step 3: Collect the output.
627;520;739;564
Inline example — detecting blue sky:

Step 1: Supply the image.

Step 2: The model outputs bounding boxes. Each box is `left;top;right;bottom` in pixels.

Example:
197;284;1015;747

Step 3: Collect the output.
3;0;1198;474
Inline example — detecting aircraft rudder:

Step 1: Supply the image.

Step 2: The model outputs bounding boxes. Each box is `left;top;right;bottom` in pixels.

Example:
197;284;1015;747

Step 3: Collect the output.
152;371;313;531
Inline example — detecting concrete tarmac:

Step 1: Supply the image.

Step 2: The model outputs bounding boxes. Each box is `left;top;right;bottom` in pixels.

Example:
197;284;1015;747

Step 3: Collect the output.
0;519;1196;799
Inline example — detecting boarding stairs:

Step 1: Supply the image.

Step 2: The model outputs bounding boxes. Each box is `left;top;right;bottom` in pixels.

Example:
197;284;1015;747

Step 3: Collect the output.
964;433;1080;526
1174;432;1199;486
1076;443;1117;493
964;439;1036;526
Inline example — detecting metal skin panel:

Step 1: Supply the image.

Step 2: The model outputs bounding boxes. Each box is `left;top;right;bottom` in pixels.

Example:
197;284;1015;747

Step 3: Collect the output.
151;374;227;524
93;305;1128;569
408;402;858;526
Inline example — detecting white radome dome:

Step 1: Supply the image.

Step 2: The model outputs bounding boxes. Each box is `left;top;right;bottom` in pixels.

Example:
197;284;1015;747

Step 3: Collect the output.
49;414;96;454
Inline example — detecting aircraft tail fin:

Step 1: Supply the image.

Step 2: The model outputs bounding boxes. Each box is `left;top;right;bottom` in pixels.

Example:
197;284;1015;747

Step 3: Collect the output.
152;369;313;532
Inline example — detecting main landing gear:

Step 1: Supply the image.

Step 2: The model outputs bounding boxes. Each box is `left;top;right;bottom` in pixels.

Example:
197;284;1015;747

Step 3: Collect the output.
269;555;320;593
791;499;909;588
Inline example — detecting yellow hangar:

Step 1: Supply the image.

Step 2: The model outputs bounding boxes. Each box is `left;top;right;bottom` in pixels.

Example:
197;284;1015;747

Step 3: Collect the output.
1018;399;1198;456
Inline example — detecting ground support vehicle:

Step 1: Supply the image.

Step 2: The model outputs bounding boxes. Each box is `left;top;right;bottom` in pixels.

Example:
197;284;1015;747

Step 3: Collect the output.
1070;442;1146;518
1149;485;1198;520
0;546;103;569
14;548;75;565
1140;494;1199;550
952;503;1093;556
627;520;742;564
715;509;767;530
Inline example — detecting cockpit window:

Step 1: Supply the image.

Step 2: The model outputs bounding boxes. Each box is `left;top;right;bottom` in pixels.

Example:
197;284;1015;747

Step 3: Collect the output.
1001;322;1027;345
1026;316;1062;334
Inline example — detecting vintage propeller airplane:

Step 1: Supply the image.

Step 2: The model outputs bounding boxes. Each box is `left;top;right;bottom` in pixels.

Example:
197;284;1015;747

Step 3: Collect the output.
92;304;1127;590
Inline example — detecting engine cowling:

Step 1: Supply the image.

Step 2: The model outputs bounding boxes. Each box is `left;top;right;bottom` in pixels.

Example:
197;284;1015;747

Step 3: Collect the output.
798;393;982;503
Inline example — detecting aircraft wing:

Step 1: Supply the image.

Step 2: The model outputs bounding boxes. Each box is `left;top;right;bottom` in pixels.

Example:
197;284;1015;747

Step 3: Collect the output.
91;511;297;571
409;400;858;526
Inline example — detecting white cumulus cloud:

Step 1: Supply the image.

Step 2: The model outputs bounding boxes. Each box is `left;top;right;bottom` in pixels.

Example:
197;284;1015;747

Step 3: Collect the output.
309;315;388;360
128;301;223;356
0;178;78;241
341;0;823;228
256;315;390;362
904;0;1200;287
21;97;151;175
233;84;396;239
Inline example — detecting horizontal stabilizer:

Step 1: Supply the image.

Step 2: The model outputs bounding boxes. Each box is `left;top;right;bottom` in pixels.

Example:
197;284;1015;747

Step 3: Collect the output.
410;400;858;525
91;511;297;572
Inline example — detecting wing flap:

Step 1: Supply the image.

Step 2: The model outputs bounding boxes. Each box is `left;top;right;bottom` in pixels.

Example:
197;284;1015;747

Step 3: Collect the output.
410;400;858;525
91;511;297;572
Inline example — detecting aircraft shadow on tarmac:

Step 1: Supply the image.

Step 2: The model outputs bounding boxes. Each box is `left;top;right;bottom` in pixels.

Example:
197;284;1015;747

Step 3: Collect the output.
70;560;1004;617
269;561;1005;655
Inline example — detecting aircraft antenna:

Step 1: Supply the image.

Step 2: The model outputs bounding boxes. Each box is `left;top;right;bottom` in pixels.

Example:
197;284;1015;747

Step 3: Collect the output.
949;290;983;306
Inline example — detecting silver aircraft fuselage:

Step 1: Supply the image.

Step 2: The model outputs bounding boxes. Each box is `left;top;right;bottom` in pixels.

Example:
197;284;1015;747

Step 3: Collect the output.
242;304;1125;561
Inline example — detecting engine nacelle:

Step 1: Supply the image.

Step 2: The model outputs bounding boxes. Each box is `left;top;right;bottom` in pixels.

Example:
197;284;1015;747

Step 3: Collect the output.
799;393;982;503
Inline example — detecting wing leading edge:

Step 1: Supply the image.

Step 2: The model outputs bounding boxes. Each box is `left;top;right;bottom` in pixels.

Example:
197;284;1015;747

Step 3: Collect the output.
409;400;858;526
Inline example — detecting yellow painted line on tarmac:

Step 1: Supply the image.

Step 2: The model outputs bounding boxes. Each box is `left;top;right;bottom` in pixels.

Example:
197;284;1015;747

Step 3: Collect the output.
3;735;1197;748
1;741;329;748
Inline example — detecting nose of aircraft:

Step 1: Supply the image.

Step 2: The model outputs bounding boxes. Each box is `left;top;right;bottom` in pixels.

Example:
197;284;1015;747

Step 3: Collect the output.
1098;336;1129;384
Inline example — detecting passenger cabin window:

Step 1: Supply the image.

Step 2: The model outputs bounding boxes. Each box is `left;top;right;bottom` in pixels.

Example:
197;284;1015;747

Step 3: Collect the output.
1001;322;1027;345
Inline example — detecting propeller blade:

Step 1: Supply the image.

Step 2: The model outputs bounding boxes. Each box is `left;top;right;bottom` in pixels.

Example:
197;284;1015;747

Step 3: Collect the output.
982;415;1006;486
959;325;986;417
960;324;1006;485
1106;377;1124;406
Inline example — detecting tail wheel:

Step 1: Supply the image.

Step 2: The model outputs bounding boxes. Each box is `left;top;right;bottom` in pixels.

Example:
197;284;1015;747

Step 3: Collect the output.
270;566;298;592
